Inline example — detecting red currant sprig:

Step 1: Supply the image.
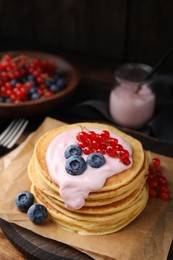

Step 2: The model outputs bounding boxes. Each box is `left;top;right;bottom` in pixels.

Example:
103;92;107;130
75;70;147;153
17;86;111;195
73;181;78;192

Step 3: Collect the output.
148;157;169;201
76;129;131;165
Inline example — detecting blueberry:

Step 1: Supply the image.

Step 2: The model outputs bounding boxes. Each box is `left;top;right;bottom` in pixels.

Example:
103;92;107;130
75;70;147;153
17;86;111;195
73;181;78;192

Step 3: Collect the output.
49;84;60;93
27;75;36;85
65;155;87;175
31;92;41;100
64;144;82;159
87;152;106;168
27;204;48;224
27;75;35;82
1;96;12;103
52;73;59;81
28;87;38;95
45;79;53;88
0;96;6;102
5;97;12;103
56;78;67;89
15;191;34;212
11;79;18;86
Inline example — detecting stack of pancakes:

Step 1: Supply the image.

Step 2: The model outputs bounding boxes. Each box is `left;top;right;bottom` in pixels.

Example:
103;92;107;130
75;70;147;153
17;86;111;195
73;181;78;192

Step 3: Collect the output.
28;122;149;235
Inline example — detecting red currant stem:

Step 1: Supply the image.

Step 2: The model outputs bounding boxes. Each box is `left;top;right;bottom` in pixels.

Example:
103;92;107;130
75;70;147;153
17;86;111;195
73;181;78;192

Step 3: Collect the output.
78;125;89;133
41;74;51;79
148;151;157;177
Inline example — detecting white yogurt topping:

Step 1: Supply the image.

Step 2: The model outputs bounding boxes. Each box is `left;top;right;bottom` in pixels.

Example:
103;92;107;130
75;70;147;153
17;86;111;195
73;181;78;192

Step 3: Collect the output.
46;127;132;210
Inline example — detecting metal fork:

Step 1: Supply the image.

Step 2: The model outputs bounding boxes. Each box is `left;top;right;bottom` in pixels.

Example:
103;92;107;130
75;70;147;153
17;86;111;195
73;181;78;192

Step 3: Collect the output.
0;119;29;155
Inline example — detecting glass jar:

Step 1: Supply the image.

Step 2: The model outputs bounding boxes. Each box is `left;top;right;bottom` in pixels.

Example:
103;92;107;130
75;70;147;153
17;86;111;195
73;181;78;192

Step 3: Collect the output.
109;63;156;128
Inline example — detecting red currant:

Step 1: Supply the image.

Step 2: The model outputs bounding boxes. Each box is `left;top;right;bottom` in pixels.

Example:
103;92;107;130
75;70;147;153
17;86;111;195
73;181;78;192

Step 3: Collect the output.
115;144;123;151
109;138;118;146
148;172;154;181
45;90;53;97
97;148;106;155
149;179;158;188
83;146;93;155
152;158;161;168
122;158;131;165
147;156;169;201
76;129;130;165
76;131;88;143
87;131;97;140
160;185;168;193
100;130;110;140
160;191;169;201
158;176;167;186
91;140;100;150
25;82;33;89
106;145;116;157
77;141;86;148
149;188;157;198
118;149;129;160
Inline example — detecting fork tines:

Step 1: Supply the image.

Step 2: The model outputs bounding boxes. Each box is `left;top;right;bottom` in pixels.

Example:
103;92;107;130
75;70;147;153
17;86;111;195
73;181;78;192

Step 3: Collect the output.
0;119;29;150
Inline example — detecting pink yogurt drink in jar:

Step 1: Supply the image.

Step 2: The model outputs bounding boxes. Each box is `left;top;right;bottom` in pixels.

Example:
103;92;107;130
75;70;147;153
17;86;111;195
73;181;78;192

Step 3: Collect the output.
109;63;156;128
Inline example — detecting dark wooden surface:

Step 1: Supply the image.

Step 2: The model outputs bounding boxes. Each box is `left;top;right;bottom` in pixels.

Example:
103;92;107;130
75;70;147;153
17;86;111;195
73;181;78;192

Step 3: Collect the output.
0;1;173;258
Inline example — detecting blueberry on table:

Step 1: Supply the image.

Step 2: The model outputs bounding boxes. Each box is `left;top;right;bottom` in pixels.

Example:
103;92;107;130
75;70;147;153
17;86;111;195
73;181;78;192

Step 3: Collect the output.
27;204;48;224
14;191;34;212
87;152;106;168
64;144;82;159
65;155;87;175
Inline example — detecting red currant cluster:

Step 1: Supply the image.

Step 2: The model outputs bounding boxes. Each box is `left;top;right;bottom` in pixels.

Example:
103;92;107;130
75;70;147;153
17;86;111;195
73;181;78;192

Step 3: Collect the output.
0;54;67;103
148;157;169;201
76;129;131;165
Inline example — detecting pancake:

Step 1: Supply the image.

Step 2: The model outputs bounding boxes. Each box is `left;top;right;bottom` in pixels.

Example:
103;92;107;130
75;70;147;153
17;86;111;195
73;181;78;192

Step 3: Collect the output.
28;122;149;235
31;184;148;235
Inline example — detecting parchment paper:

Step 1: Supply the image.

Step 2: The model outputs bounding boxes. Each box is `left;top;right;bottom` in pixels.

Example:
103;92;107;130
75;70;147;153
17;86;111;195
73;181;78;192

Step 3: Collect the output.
0;117;173;260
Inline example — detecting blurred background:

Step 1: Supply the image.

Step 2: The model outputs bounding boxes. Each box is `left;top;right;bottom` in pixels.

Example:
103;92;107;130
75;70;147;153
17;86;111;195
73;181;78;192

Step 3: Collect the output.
1;0;173;72
0;0;173;142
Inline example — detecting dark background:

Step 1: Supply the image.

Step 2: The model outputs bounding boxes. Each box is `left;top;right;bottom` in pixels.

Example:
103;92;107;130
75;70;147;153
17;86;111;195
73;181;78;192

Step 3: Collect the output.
0;0;173;72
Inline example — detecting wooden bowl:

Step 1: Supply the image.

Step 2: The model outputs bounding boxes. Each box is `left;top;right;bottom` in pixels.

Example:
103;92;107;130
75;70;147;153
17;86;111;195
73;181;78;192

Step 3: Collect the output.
0;51;80;118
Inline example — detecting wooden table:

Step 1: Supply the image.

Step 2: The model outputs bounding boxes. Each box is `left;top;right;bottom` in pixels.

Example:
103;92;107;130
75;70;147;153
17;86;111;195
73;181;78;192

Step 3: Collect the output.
0;56;173;259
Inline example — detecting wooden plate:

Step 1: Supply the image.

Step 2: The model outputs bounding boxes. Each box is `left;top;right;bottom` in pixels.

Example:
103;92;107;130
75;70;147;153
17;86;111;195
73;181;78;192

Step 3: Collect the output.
0;51;80;118
0;218;93;260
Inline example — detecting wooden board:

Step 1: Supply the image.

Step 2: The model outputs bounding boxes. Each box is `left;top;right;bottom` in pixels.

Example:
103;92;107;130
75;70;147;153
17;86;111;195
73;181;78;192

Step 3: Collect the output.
0;218;93;260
